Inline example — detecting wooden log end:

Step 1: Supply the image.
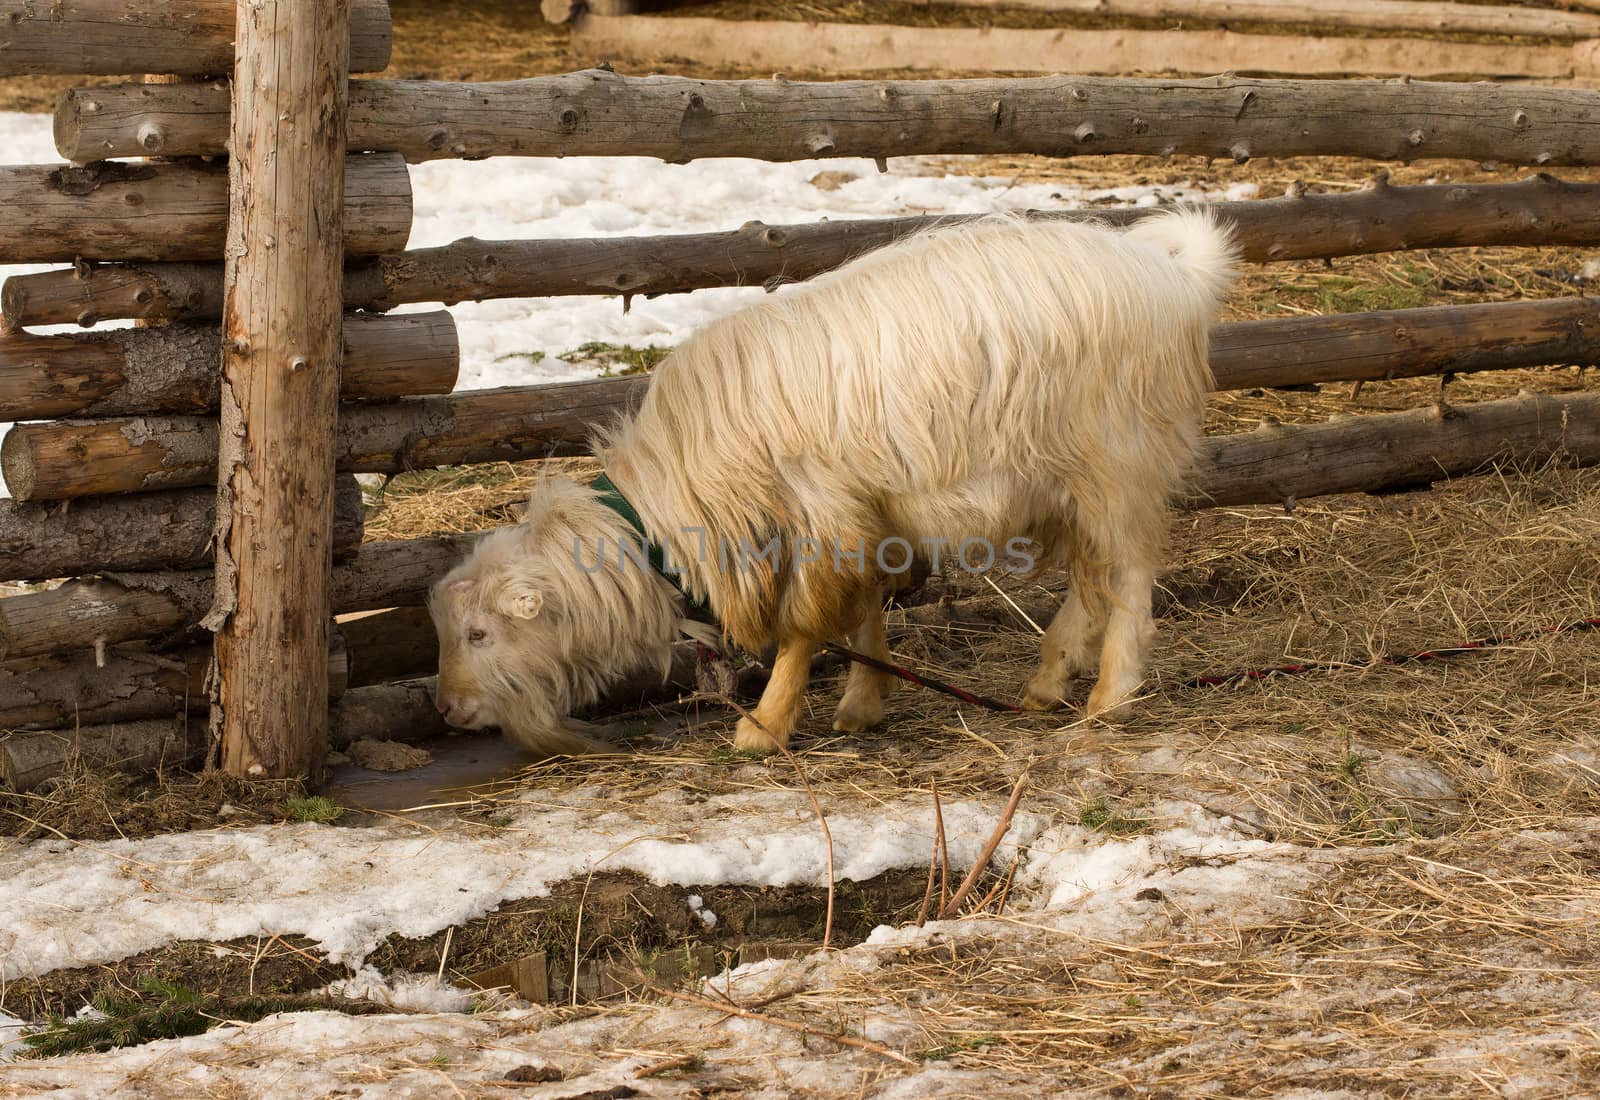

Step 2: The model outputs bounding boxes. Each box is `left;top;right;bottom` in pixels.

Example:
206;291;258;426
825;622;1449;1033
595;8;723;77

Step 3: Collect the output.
351;0;396;74
0;427;38;502
51;88;90;165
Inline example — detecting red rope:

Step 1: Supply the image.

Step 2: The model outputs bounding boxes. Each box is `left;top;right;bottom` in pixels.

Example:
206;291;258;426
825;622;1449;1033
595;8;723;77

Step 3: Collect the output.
819;641;1025;712
819;616;1600;714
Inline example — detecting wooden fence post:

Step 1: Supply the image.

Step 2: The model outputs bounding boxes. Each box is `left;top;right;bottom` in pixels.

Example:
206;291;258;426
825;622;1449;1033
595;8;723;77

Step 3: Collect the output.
205;0;351;780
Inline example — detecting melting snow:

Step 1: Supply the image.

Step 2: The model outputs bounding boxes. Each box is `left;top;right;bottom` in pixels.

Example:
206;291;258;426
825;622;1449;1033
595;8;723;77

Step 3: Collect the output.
0;787;1047;981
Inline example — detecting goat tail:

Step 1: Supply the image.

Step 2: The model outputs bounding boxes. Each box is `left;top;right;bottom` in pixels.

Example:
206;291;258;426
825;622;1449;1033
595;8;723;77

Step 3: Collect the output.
1123;206;1241;306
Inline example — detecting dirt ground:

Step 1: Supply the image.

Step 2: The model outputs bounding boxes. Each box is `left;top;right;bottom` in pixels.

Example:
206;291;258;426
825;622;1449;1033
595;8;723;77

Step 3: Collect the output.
4;2;1600;1093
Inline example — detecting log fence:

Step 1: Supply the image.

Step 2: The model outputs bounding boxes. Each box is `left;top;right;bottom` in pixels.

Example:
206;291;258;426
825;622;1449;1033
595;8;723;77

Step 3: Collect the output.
3;0;1599;787
11;174;1600;330
53;75;1600;167
556;2;1600;81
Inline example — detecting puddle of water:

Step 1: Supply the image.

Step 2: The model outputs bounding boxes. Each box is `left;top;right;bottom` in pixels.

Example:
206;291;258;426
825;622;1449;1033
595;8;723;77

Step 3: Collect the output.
326;733;535;812
324;712;702;813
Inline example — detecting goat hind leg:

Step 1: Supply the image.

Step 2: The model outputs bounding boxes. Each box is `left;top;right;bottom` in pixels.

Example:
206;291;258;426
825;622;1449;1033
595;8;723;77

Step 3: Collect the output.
833;588;893;732
1084;559;1156;721
1022;579;1106;710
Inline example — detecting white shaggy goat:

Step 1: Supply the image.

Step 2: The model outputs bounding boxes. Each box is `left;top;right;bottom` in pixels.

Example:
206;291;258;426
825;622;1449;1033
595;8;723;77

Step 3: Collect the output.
430;209;1238;755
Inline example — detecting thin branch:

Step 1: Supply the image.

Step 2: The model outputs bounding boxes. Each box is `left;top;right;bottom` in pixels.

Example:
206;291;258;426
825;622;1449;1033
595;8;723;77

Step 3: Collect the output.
938;766;1030;921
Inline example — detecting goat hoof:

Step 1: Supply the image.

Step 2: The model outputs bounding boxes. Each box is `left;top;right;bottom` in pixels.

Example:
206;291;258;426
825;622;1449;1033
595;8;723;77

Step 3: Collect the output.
734;716;786;754
832;695;883;733
1084;685;1136;723
1020;684;1067;711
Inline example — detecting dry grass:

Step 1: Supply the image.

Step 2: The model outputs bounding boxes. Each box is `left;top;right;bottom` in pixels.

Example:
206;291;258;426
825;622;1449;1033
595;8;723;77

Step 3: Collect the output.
371;462;1600;859
807;827;1600;1093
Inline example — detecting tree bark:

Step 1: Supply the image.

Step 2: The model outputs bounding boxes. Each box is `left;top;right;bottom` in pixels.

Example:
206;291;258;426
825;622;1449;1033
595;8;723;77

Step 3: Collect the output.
9;175;1598;328
5;391;1598;664
1189;391;1600;508
570;13;1592;81
2;378;645;501
0;475;364;584
0;311;458;421
1209;297;1600;392
0;0;392;76
209;0;350;782
0;634;348;733
56;73;1600;167
0;155;409;264
901;0;1600;39
0;533;481;663
0;156;409;265
9;294;1598;502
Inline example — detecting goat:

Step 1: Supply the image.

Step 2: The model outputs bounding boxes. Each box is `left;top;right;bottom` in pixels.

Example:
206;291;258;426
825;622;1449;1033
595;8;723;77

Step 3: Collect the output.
429;209;1238;754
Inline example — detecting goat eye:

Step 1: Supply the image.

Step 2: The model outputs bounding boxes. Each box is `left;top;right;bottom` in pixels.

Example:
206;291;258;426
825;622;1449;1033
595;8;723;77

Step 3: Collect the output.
467;629;487;644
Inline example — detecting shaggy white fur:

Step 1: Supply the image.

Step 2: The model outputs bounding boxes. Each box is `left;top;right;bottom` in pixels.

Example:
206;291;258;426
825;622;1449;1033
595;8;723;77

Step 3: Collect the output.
431;209;1238;754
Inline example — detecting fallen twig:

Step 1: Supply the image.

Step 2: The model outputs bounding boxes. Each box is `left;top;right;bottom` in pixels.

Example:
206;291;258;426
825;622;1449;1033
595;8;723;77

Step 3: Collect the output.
635;1052;702;1078
914;778;947;928
937;766;1030;921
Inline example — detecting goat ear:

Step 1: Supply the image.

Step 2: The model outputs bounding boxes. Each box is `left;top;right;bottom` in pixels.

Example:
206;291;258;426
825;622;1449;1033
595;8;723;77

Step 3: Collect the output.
499;578;545;620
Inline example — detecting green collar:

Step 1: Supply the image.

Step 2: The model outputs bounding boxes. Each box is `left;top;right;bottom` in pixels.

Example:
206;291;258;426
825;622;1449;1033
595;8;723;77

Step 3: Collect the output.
590;472;715;621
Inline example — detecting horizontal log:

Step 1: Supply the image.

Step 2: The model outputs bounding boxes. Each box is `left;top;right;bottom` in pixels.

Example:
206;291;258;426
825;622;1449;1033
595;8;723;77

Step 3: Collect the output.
902;0;1600;39
8;295;1595;502
0;720;206;791
55;73;1600;167
0;648;349;791
3;646;826;786
0;475;365;584
340;606;438;687
571;13;1593;81
2;262;225;330
0;154;411;264
0;311;458;421
8;174;1597;328
0;536;477;662
1209;297;1600;391
5;391;1598;661
1;379;646;501
330;680;451;749
0;634;348;733
0;533;482;662
1189;391;1600;507
0;0;392;76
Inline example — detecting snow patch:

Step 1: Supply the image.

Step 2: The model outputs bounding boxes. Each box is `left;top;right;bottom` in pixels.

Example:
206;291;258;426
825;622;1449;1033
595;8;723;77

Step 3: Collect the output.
0;787;1045;980
1021;801;1277;908
323;967;481;1014
0;1013;28;1063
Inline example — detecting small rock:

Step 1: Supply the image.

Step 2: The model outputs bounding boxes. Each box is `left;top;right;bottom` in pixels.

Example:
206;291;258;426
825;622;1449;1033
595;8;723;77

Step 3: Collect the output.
346;739;433;772
808;170;858;192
